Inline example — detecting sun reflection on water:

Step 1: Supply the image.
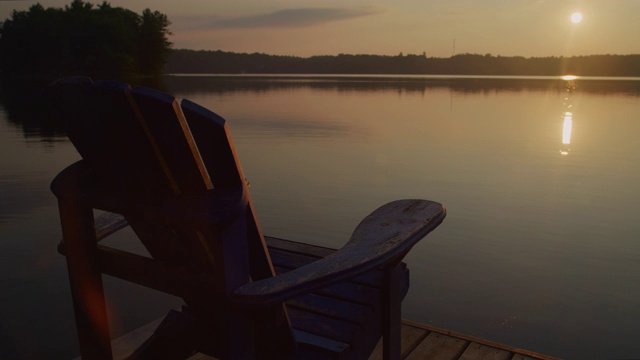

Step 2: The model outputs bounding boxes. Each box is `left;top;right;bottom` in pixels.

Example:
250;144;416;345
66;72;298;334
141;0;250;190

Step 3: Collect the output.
560;111;573;155
562;112;573;145
560;77;576;155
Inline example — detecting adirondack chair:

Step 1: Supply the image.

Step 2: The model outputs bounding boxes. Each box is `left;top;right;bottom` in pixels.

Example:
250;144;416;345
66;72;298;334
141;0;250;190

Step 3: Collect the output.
48;77;446;360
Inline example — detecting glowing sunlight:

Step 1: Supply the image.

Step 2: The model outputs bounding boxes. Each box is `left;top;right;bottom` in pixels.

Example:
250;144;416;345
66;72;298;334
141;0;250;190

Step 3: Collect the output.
570;12;583;24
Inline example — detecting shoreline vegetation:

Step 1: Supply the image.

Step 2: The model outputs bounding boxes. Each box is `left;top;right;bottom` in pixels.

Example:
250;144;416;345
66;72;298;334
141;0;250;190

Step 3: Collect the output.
0;1;171;81
164;49;640;77
0;1;638;81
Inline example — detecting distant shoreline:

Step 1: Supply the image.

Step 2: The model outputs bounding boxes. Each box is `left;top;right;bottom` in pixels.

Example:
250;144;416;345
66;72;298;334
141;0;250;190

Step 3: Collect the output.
161;74;640;98
164;50;640;77
163;73;640;81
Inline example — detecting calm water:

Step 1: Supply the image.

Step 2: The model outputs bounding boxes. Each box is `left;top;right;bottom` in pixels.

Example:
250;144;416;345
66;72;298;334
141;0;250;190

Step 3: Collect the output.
1;75;639;359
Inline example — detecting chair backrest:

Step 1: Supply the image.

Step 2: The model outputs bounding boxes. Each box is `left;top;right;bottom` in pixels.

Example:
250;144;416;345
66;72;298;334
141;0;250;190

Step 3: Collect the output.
49;77;292;356
50;77;213;196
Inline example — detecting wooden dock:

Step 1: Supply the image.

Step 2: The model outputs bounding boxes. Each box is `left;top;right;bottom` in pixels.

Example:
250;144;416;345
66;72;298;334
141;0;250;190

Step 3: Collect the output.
94;317;559;360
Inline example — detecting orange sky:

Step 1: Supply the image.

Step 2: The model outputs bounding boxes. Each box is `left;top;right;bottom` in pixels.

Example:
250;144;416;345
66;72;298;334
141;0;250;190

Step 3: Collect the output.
1;0;639;57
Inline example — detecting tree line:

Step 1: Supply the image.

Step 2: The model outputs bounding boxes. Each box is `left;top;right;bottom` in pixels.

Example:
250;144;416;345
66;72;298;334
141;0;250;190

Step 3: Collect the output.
164;50;640;77
0;0;172;80
1;0;637;79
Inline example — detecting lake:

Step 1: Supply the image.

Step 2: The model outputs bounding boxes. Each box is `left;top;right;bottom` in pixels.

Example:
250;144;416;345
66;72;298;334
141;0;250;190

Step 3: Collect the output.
1;75;639;359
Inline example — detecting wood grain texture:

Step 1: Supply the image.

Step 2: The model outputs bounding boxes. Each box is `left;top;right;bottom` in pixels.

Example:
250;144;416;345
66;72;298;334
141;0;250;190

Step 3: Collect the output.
405;332;468;360
511;355;539;360
94;212;128;241
458;343;512;360
232;200;445;307
401;320;561;360
369;323;427;360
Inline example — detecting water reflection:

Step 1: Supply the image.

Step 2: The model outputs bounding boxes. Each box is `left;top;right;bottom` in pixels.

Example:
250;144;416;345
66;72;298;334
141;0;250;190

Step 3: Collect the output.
164;75;640;97
0;76;167;141
560;78;576;156
560;112;573;155
2;75;640;360
2;75;638;141
0;79;66;140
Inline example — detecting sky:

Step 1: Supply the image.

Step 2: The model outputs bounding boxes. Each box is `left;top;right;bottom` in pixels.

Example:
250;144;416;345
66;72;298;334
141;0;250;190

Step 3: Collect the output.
1;0;639;58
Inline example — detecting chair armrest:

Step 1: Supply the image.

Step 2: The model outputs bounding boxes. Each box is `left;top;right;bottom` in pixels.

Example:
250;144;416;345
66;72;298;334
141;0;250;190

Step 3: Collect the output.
231;199;446;308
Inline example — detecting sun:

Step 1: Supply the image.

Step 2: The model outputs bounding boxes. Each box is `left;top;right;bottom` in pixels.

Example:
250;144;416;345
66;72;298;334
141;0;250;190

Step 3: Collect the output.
570;12;583;24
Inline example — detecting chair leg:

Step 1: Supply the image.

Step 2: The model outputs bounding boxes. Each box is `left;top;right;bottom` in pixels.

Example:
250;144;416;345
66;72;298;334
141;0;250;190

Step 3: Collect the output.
58;198;112;360
382;264;403;360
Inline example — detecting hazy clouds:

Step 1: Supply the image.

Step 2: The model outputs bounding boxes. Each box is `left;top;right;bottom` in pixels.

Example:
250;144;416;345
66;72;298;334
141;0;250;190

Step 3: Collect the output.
2;1;639;57
206;7;379;29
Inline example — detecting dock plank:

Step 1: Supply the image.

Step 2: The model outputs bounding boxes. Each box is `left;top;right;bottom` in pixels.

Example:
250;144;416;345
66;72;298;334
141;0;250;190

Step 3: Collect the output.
368;323;427;359
76;316;560;360
458;343;512;360
186;353;216;360
74;318;164;360
70;217;560;360
402;320;560;360
405;332;468;360
511;355;539;360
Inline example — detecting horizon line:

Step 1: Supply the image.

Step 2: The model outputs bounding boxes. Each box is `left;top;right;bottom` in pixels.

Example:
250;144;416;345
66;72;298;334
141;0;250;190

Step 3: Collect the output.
171;48;640;59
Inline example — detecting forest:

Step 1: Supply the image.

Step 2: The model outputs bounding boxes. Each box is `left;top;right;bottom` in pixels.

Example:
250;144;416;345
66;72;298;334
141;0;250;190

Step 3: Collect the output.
1;1;638;79
164;50;640;77
0;0;172;79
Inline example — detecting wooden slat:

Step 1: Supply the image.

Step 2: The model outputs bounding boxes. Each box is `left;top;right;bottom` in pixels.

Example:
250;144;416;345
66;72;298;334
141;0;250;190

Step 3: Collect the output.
286;293;374;324
93;83;174;196
368;323;427;360
187;354;216;360
401;320;561;360
269;236;415;294
180;99;244;192
297;276;381;306
511;355;540;360
233;200;444;308
266;236;337;258
182;98;280;312
405;332;468;360
96;244;214;297
75;213;384;308
268;247;323;266
269;248;386;288
89;81;173;196
294;330;351;357
109;318;165;360
272;253;408;301
74;318;164;360
130;87;212;195
287;307;361;345
458;343;512;360
95;212;128;241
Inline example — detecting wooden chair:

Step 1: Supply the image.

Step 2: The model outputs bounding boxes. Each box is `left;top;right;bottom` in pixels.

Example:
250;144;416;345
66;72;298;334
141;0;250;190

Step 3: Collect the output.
48;77;446;360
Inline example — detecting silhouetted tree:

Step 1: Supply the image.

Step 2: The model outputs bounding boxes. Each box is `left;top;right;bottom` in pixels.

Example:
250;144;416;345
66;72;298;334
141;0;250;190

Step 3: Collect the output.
0;0;172;79
137;9;172;75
